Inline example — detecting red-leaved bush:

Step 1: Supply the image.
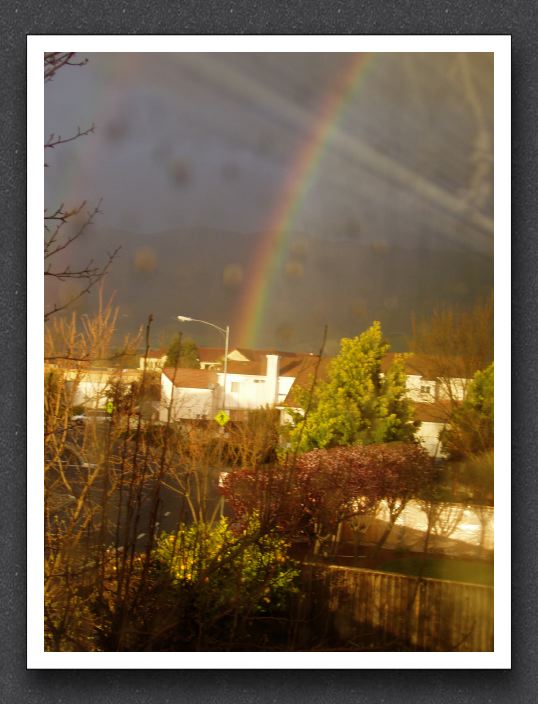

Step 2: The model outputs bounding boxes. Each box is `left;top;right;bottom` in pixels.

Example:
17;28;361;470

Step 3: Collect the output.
222;443;435;548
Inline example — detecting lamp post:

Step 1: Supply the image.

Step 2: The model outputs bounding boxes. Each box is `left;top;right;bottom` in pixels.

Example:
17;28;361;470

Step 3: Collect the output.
176;315;230;413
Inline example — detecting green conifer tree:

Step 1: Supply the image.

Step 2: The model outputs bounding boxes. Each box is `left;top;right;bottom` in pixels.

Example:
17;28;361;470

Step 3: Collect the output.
289;322;416;453
442;363;494;458
164;335;199;369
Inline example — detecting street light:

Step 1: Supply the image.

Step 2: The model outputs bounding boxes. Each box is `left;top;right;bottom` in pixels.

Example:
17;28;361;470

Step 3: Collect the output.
176;315;230;413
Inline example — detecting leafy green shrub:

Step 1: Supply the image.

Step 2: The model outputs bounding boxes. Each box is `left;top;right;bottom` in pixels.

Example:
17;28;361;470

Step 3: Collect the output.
154;515;299;624
442;363;494;458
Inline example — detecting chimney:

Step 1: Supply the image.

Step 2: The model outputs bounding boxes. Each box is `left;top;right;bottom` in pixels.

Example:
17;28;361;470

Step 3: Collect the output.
265;354;280;405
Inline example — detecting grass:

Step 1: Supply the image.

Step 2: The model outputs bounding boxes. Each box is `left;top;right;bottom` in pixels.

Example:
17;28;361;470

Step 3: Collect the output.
379;555;493;586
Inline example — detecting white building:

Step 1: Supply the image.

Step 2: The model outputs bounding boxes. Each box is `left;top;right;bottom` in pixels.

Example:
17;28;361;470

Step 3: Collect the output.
280;353;471;458
138;349;167;371
379;354;472;456
404;373;467;404
412;402;451;459
160;368;219;421
223;355;296;412
381;352;469;403
64;367;142;410
160;354;298;422
159;348;473;457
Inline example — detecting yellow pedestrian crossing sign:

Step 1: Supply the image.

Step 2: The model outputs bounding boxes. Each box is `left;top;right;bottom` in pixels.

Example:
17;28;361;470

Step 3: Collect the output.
106;401;114;414
214;410;230;426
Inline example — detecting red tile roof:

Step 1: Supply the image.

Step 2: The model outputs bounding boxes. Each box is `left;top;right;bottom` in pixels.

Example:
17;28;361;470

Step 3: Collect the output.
222;353;326;378
278;356;310;377
197;347;225;362
228;348;302;362
163;368;218;389
381;352;471;380
197;347;301;365
282;354;468;409
281;356;333;406
225;360;266;375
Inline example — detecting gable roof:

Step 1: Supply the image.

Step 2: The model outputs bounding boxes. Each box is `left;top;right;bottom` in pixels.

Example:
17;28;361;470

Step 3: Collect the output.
163;368;217;389
281;355;333;406
282;352;470;408
228;347;301;362
197;347;301;365
278;356;310;377
225;360;267;375
381;352;473;380
197;347;225;363
222;353;329;379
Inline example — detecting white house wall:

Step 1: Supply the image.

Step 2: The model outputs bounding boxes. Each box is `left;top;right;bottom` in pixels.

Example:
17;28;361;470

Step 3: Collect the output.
139;355;166;371
216;355;293;410
437;377;468;402
157;357;466;459
405;374;437;403
415;420;447;459
72;379;109;409
159;373;295;419
218;372;275;410
277;377;295;405
226;350;251;362
160;375;216;421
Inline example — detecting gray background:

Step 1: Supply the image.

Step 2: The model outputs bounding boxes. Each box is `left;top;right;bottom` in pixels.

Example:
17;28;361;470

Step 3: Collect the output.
2;1;536;702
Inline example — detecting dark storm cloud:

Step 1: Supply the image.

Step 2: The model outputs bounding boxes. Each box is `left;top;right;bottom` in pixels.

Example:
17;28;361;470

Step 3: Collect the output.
44;52;493;351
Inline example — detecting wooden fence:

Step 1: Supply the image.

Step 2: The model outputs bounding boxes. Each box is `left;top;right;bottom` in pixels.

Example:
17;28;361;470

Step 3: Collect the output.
299;564;493;651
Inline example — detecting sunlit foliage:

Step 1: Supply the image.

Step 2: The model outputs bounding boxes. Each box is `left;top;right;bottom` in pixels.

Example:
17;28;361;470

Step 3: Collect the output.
287;321;415;452
164;334;199;369
223;442;435;555
442;363;494;458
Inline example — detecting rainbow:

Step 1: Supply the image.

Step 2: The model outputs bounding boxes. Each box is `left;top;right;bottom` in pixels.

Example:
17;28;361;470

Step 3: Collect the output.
234;52;374;348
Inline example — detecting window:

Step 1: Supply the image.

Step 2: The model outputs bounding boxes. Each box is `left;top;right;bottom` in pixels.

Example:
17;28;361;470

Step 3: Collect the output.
231;382;240;392
253;379;265;384
420;385;431;395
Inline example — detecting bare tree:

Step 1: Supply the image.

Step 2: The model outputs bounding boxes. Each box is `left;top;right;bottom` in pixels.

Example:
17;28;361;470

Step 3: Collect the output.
44;52;119;322
409;295;493;419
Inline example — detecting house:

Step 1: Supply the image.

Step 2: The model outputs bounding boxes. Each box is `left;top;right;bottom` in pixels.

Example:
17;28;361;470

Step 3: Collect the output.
158;346;472;457
381;353;469;404
223;355;297;415
197;347;226;370
160;368;219;421
159;354;301;422
281;353;470;458
62;367;143;409
412;401;452;459
196;346;302;370
379;353;472;456
138;348;168;371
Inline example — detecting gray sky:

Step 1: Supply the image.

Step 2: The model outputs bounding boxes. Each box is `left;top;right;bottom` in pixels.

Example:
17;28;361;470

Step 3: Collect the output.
45;52;493;351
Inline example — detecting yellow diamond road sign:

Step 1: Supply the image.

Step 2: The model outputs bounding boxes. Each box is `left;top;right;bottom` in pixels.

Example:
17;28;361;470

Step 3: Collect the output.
214;410;230;426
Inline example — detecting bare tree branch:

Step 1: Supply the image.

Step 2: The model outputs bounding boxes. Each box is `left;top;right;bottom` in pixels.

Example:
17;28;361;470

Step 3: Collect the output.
44;125;95;166
44;52;88;82
45;124;95;151
44;247;121;322
44;54;120;323
45;201;100;260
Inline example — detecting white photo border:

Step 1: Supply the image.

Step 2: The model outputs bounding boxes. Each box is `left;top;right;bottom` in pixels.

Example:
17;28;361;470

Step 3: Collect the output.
28;34;511;669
